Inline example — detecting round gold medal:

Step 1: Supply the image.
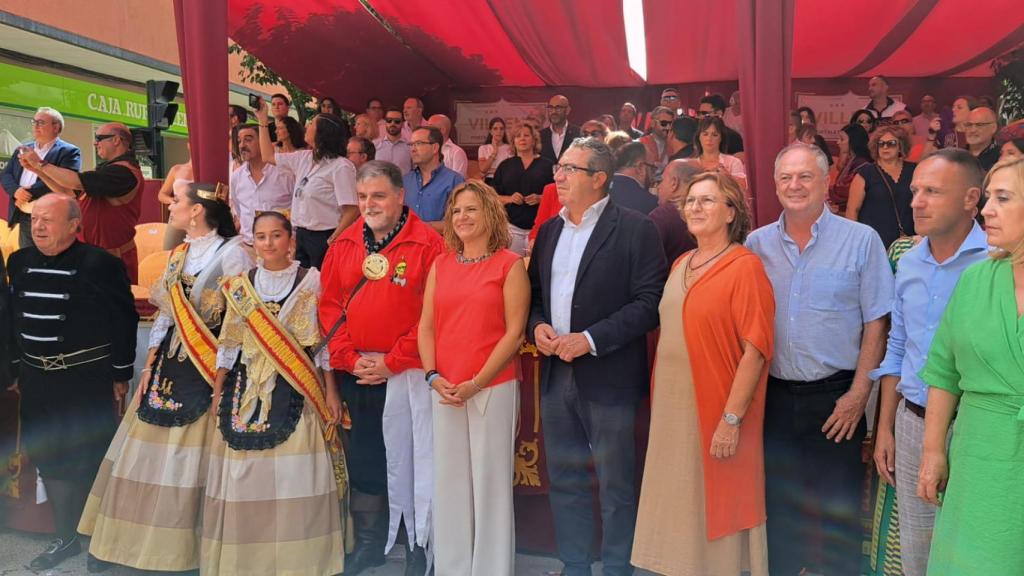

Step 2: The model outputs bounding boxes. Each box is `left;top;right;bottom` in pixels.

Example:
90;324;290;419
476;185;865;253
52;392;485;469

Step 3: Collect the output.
362;253;390;280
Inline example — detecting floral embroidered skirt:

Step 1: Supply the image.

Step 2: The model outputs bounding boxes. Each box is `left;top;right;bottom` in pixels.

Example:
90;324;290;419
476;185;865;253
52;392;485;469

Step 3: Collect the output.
200;403;344;576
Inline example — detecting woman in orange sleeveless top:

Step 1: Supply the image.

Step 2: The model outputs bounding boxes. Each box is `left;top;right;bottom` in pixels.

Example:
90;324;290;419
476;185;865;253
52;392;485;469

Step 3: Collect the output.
418;181;530;576
632;172;775;576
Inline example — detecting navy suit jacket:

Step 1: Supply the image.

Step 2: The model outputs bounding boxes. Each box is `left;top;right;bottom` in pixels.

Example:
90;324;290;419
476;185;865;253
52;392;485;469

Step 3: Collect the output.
539;124;581;163
527;200;667;404
1;138;82;220
609;174;658;215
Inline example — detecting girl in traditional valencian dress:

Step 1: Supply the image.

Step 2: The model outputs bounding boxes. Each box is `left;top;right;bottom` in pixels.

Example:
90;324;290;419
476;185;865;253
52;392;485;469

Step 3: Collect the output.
201;210;346;575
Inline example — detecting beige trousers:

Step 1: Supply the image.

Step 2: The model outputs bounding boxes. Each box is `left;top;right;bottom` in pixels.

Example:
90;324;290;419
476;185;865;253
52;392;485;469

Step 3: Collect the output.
431;380;519;576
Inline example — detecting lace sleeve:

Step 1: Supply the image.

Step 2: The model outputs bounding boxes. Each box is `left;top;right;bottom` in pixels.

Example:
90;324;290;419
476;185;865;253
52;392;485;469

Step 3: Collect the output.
147;313;173;349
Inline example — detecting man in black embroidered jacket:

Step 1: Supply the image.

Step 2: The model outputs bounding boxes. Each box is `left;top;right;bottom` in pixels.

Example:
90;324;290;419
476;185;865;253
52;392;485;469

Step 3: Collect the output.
7;193;137;570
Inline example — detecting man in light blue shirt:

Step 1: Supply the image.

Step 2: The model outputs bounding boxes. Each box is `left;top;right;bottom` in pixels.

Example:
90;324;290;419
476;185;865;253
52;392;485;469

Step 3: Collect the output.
746;143;893;576
869;149;988;576
402;125;463;232
374;107;413;174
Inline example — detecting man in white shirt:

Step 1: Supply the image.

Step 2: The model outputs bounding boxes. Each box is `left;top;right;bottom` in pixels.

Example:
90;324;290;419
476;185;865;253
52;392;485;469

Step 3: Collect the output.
374;107;413;175
401;97;426;142
540;95;581;162
427;114;468;178
864;75;907;119
0;107;81;249
230;124;294;248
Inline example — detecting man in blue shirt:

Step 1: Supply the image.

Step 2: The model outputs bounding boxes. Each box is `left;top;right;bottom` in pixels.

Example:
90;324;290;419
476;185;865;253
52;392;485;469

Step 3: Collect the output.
402;125;463;232
746;143;893;576
870;149;988;576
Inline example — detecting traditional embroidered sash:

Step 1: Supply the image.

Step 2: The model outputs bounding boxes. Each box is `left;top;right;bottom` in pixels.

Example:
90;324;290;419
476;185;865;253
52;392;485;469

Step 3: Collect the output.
166;244;218;384
221;274;337;442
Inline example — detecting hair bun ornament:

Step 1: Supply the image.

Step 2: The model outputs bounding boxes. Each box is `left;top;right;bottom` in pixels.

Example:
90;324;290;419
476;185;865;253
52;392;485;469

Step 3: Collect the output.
196;182;230;205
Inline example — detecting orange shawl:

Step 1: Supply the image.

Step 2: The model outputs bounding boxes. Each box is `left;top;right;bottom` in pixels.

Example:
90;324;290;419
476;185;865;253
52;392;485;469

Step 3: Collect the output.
679;247;775;540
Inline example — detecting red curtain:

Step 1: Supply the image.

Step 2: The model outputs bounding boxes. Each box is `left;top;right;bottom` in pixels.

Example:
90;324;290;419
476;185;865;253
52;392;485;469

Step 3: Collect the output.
737;0;793;226
174;0;229;185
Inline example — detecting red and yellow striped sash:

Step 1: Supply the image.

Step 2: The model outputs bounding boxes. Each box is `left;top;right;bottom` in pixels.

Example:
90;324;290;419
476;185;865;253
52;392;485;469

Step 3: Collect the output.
221;274;336;441
166;244;218;384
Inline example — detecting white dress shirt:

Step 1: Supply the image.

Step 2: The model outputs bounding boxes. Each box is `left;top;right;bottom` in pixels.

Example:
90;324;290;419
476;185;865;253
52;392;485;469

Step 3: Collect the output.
441;139;468;178
550;125;568;159
18;139;56;188
550;195;610;353
229;162;294;244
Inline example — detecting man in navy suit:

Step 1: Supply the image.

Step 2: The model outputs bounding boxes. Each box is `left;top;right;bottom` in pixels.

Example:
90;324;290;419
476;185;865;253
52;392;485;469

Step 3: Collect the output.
609;141;657;214
539;95;582;162
528;137;666;576
0;107;81;249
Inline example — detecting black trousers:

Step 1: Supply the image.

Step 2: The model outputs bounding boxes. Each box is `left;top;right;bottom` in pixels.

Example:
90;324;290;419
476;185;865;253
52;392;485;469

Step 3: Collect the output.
337;370;388;495
15;210;34;249
541;361;637;576
295;227;334;269
764;371;866;576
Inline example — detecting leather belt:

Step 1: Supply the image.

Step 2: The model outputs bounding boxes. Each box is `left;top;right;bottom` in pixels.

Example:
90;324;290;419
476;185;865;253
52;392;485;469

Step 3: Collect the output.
22;344;111;371
106;238;137;258
768;370;856;393
905;399;927;419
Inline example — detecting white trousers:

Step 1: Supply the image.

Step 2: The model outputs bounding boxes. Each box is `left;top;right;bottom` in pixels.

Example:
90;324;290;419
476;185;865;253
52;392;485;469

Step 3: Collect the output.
507;224;530;257
432;381;519;576
383;369;433;552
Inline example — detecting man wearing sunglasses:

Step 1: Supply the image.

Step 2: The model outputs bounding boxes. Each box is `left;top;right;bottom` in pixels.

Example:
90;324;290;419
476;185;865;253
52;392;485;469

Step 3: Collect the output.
540;95;581;162
373;107;412;175
639;106;674;169
1;107;81;249
18;122;143;283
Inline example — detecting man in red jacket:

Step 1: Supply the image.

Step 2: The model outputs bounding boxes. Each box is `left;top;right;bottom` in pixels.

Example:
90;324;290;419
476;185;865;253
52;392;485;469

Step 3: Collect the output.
319;160;443;576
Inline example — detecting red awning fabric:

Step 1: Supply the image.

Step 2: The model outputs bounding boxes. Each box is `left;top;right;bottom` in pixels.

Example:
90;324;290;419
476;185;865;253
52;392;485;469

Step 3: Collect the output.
229;0;1023;108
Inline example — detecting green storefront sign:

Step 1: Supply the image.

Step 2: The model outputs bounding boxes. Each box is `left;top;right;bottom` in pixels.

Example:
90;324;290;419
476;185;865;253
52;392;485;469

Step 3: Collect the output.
0;62;188;135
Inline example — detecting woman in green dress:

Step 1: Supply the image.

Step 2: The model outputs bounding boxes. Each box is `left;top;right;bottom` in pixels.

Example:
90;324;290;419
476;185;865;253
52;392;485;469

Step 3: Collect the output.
917;156;1024;575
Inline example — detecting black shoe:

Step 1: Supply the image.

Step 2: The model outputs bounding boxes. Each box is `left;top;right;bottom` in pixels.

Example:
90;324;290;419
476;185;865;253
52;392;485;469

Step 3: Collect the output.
345;546;386;575
28;536;81;570
87;553;114;573
403;545;427;576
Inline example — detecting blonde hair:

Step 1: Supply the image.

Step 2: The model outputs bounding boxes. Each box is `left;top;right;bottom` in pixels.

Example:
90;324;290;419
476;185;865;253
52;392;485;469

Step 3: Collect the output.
512;123;542;155
442;180;511;254
983;156;1024;264
679;171;752;244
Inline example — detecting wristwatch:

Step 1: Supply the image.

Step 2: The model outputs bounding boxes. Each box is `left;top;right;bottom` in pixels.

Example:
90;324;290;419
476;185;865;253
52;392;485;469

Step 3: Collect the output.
722;412;742;426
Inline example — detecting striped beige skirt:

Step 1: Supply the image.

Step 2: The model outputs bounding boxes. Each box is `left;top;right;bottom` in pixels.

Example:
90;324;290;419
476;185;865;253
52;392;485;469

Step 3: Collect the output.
200;404;344;576
79;407;211;571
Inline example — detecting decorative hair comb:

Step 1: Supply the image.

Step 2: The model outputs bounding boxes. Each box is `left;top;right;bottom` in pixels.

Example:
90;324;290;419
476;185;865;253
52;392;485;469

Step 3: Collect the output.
196;182;229;204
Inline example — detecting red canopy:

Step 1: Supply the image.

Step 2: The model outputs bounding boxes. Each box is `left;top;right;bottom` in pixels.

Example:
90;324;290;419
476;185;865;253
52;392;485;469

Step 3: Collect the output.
228;0;1024;110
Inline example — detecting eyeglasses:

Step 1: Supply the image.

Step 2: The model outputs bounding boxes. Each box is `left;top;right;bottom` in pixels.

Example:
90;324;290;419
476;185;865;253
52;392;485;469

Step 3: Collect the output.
409;140;434;148
962;122;995;130
878;140;900;149
891;118;912;125
546;105;568;111
662;95;680;101
384;118;403;124
682;196;720;210
696;110;713;117
30;120;54;127
94;133;117;143
553;163;598;176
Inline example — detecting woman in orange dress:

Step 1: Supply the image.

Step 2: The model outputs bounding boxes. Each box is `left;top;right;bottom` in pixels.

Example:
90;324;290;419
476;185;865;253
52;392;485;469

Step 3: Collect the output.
632;171;775;576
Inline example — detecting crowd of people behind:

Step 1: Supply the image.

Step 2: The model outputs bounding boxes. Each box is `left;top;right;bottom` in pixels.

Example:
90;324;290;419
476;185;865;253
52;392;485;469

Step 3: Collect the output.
1;74;1023;576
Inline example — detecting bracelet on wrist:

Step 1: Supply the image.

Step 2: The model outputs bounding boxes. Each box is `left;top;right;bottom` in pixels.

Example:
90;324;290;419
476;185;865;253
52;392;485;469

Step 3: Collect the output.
425;370;440;387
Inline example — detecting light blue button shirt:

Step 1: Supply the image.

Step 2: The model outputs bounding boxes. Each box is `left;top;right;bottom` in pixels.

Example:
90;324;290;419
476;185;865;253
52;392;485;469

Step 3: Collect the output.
869;223;989;406
746;206;893;381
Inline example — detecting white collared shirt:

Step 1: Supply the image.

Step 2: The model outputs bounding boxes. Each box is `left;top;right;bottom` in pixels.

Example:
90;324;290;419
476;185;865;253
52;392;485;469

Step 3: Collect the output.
550;124;568;159
230;162;294;244
19;139;57;188
441;139;468;177
274;150;357;231
550;195;610;353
